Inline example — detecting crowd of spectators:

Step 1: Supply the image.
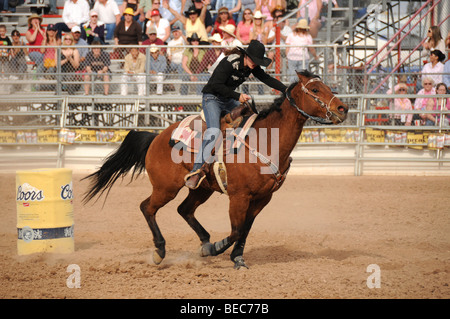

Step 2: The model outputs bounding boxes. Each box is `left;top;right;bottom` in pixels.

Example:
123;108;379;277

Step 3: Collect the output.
0;0;449;111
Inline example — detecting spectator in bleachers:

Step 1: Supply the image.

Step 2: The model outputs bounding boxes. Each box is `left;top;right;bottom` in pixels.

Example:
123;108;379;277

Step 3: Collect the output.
71;26;89;62
167;26;186;77
55;0;91;38
0;25;11;77
83;40;111;94
181;32;208;95
422;26;446;58
8;30;28;80
421;49;445;85
93;0;121;41
120;0;144;21
193;0;214;35
443;58;450;88
256;0;286;24
82;10;106;44
39;24;60;90
220;24;242;47
266;10;291;45
61;33;81;94
435;83;450;127
149;44;166;94
264;5;285;32
26;14;46;73
414;77;436;125
250;10;267;43
266;10;291;72
296;0;322;38
201;33;224;73
389;82;412;126
239;0;257;23
142;26;165;54
157;0;184;30
212;6;236;38
144;9;170;43
214;0;241;23
163;1;209;45
236;8;253;45
121;47;146;95
285;19;318;82
114;7;143;45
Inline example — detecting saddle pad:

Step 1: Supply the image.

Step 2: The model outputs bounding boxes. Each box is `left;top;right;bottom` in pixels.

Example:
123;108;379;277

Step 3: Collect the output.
170;113;258;154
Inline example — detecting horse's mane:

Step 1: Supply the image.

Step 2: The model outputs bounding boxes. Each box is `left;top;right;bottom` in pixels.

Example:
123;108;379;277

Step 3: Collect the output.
256;70;320;120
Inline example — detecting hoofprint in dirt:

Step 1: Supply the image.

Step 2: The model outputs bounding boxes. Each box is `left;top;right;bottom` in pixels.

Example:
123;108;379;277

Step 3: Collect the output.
1;173;449;298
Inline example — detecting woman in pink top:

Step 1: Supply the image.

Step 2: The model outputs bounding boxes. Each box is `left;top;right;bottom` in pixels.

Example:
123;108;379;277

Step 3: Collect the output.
236;8;253;45
390;83;413;126
285;19;318;82
414;77;436;125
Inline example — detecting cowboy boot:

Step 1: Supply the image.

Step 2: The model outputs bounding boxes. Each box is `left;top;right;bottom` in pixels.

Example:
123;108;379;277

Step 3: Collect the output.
184;166;208;190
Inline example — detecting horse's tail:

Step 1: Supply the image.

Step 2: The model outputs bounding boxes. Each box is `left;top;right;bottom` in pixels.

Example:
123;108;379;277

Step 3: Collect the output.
82;130;158;204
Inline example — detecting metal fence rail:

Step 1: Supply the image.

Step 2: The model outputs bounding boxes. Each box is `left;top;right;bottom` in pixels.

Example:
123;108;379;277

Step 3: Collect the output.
1;93;449;175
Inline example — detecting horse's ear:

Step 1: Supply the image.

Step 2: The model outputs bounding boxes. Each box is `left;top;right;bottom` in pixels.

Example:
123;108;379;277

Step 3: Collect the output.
296;70;307;82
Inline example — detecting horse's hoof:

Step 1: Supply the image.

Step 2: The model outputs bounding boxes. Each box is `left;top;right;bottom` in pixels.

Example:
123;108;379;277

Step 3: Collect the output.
199;242;214;257
233;256;249;270
152;250;164;265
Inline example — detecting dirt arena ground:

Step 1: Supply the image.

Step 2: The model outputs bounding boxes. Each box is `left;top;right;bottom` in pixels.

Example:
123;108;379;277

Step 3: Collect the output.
1;172;449;299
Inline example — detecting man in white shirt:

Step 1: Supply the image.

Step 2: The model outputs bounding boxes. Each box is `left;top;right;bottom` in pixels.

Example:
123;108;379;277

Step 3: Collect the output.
93;0;121;40
55;0;90;37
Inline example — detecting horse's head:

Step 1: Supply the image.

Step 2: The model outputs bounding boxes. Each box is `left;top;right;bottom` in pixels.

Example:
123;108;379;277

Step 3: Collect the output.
286;70;348;125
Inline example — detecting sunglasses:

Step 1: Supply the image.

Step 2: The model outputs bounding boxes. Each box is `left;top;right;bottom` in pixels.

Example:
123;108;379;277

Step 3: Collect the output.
424;83;433;85
398;88;406;91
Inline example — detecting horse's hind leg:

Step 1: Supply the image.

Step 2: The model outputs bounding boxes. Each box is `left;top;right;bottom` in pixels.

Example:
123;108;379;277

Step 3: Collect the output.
177;188;214;254
140;190;178;265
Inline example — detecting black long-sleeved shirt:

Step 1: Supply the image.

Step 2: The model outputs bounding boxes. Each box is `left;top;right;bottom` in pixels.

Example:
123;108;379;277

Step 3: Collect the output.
202;52;287;100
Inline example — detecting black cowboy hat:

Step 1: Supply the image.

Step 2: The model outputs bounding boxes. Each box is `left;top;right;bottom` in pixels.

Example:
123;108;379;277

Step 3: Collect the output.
187;32;201;43
243;40;272;67
431;49;446;62
184;6;201;17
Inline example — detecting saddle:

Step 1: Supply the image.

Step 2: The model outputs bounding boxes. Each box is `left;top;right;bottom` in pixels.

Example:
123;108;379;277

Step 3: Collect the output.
170;102;258;194
170;102;258;155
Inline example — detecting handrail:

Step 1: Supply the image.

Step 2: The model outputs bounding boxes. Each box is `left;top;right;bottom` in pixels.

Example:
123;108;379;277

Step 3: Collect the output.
370;14;450;94
365;0;434;70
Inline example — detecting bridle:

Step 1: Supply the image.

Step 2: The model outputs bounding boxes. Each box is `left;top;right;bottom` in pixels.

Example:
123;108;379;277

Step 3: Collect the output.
286;77;341;125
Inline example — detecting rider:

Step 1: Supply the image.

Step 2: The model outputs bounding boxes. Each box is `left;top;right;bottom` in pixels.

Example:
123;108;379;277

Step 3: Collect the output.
184;40;288;189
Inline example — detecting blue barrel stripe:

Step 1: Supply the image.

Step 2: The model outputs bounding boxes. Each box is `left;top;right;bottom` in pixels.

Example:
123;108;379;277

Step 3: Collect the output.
18;225;74;242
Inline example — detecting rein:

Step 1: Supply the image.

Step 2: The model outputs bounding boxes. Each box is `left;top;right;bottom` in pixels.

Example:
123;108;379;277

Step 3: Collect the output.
286;78;338;125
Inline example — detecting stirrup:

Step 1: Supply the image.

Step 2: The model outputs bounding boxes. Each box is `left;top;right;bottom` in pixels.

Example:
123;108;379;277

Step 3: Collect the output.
184;169;206;190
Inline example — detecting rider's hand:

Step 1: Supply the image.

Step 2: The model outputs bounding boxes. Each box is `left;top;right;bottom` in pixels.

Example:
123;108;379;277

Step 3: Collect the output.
239;93;251;103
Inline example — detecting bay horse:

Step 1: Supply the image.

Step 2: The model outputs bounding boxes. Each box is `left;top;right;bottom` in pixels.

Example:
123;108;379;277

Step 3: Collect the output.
82;70;348;269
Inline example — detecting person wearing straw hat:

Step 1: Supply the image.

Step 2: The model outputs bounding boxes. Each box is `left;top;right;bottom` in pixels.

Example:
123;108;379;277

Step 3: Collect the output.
285;18;318;83
25;14;46;70
212;6;236;38
184;39;287;189
220;24;242;47
250;10;267;43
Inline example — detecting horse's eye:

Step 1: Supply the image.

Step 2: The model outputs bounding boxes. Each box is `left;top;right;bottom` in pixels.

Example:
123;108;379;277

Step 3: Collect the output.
312;88;319;93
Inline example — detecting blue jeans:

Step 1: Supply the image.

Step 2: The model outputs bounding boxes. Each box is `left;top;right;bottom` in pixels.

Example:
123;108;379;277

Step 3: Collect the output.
192;93;239;172
105;23;116;40
287;59;309;83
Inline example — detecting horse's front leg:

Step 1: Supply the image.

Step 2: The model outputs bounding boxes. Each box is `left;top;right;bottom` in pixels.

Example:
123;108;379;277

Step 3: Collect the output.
230;194;273;269
201;195;250;260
